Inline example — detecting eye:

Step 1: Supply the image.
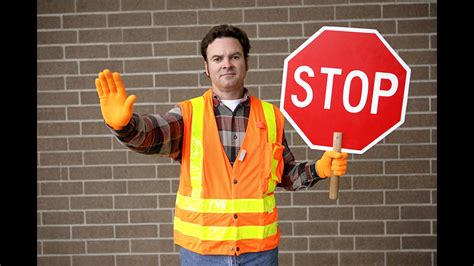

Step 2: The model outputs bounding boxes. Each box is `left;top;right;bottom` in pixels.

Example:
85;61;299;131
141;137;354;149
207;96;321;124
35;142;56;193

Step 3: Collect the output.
212;57;222;63
232;55;241;60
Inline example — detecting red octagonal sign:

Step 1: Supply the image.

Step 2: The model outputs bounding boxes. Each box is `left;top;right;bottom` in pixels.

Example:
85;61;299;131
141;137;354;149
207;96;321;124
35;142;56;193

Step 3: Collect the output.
281;26;411;154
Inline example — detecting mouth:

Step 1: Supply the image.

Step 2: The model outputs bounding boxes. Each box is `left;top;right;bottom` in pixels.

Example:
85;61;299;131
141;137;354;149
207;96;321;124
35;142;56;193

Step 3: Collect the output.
220;73;236;77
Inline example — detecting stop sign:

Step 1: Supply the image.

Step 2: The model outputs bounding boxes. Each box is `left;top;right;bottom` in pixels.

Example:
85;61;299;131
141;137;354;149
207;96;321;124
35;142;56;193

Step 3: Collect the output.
280;26;411;154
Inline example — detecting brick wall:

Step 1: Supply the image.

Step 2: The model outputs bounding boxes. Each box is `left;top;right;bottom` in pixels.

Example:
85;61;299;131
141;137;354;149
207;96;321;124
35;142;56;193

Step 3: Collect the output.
37;0;437;265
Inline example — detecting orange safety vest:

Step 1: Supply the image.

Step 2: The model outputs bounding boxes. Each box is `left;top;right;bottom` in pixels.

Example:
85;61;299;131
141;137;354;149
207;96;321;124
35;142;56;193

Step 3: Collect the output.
174;89;285;255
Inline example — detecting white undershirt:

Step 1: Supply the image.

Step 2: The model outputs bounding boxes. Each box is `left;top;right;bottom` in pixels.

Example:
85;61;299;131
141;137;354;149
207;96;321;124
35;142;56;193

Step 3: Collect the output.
221;99;242;112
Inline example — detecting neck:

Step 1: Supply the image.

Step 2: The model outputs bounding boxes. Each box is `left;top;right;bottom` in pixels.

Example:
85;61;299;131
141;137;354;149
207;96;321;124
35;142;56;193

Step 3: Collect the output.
211;86;244;100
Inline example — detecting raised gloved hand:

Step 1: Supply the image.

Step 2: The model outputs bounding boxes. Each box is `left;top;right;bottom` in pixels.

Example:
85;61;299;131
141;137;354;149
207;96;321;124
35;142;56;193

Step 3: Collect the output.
95;69;136;130
316;151;348;178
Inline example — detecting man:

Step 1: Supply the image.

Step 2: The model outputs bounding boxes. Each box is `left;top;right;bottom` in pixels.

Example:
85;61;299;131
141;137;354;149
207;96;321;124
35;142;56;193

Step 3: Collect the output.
95;24;348;266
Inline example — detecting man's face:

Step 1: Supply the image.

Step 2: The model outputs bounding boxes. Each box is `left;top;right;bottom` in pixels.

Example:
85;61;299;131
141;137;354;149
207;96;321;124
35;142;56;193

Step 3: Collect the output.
204;37;247;95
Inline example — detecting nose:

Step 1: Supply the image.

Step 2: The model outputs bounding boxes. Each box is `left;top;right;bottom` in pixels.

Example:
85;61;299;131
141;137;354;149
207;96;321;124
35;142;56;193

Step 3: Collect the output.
222;57;234;69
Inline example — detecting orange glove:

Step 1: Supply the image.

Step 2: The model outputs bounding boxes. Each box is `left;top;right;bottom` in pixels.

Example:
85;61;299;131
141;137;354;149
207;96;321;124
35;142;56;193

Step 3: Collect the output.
95;69;136;130
316;151;348;178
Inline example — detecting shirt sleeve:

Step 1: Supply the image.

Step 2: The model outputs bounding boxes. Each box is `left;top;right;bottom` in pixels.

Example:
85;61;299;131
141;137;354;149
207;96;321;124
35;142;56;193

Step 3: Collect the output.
108;106;184;162
277;131;321;191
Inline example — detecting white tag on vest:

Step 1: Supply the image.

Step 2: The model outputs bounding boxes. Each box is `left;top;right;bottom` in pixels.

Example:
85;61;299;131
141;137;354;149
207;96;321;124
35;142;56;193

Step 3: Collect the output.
238;149;247;161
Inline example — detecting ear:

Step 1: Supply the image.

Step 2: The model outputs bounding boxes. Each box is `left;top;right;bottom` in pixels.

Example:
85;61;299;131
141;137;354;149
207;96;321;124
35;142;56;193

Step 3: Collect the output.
204;60;210;78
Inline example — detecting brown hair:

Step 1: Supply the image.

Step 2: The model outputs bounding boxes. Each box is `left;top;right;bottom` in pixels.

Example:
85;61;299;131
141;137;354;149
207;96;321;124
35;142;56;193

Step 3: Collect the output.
200;24;251;62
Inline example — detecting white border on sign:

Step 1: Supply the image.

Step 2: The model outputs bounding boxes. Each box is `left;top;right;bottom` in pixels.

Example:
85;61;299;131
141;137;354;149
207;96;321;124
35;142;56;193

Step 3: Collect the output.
280;26;411;154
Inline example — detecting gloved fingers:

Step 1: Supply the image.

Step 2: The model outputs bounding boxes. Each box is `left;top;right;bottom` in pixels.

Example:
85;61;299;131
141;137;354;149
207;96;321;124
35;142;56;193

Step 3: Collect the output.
99;71;110;94
323;150;346;159
95;78;105;98
103;69;117;93
332;169;346;176
332;159;347;167
113;72;126;95
331;165;347;172
124;94;137;114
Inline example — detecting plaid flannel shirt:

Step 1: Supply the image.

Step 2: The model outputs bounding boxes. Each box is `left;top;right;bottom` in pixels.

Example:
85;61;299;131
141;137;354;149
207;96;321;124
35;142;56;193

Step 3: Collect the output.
111;89;321;191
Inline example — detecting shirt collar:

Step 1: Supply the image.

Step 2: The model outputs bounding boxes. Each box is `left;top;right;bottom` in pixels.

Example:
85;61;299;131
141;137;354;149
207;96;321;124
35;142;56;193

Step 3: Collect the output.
212;88;250;108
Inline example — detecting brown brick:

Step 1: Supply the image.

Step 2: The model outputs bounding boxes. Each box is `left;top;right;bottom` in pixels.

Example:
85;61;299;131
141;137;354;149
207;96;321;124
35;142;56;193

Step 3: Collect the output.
131;239;175;252
127;150;172;164
155;73;199;87
116;255;159;266
251;39;288;54
168;26;210;41
387;221;430;234
37;31;77;44
258;0;301;6
86;210;128;224
154;42;197;56
385;160;431;174
244;8;288;22
38;226;71;240
399;174;436;189
159;224;174;237
398;19;437;34
160;254;180;266
113;165;157;179
79;29;123;43
170;88;208;102
65;45;108;59
289;6;333;21
294;253;337;265
336;5;381;19
63;15;107;28
402;236;436;249
110;44;153;58
353;175;398;190
71;196;114;209
109;12;152;27
83;151;127;165
124;58;168;73
68;136;111;151
245;70;282;85
355;206;399;220
154;11;197;25
167;0;210;9
293;191;335;206
158;194;177;208
384;3;429;18
38;0;75;14
38;76;65;91
294;221;338;235
400;144;436;159
303;21;349;37
84;181;127;194
122;0;165;10
352;20;397;35
43;241;86;254
39;122;81;137
80;60;124;74
70;166;112;180
41;182;83;195
38;256;71;266
38;167;65;181
340;221;384;235
38;61;78;75
73;256;115;266
116;225;158;238
72;225;114;239
130;210;173;223
356;236;400;250
344;160;383;175
386;190;431;204
353;145;398;159
43;212;84;225
401;206;436;219
308;207;353;220
170;57;204;71
340;252;385;265
128;180;171;194
87;240;130;253
385;129;431;144
199;9;242;24
38;197;69;210
279;237;308;251
259;24;302;37
123;27;167;42
38;137;68;151
115;195;158;209
278;222;292;236
38;107;67;121
309;237;353;251
278;207;307;221
76;0;120;12
386;252;432;265
400;50;436;65
38;46;63;60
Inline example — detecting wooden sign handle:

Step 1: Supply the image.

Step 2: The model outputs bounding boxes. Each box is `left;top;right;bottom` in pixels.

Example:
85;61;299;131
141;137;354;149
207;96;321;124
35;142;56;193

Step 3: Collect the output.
329;132;342;200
